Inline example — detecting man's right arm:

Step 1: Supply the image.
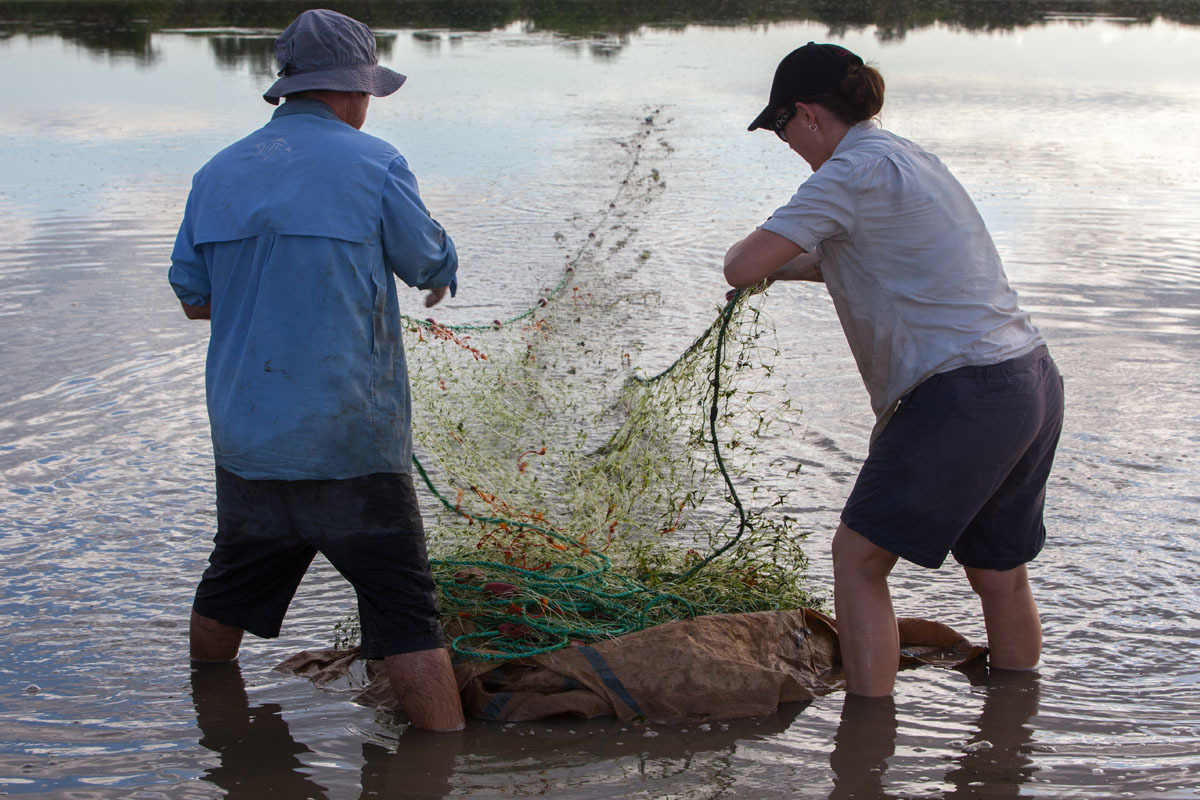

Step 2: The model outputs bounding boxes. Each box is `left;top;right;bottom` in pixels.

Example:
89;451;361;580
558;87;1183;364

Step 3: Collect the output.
380;156;458;300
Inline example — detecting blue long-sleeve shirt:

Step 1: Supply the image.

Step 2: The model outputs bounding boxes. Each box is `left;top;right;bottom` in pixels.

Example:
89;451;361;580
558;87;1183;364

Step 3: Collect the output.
169;98;457;480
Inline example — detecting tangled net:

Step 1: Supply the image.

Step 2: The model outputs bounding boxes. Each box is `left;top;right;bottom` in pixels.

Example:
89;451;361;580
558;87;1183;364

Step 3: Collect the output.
334;110;820;660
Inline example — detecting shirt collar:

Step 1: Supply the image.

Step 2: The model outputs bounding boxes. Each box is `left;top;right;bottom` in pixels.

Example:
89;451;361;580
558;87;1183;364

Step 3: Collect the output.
831;120;879;158
271;96;342;123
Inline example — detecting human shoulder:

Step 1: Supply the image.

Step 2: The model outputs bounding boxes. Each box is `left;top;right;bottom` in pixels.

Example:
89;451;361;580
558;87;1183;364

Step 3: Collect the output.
286;111;402;160
813;125;945;201
334;120;401;155
189;111;406;205
827;123;922;168
275;115;407;182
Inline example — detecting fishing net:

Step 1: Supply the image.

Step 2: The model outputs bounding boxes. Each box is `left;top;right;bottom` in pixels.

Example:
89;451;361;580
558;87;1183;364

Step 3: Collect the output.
334;111;820;660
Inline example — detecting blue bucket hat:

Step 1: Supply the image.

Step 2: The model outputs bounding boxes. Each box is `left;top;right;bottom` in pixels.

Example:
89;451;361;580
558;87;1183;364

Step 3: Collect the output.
263;9;406;105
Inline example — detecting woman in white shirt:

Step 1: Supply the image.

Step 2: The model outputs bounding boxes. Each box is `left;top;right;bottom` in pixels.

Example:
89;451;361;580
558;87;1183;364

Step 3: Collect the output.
724;43;1064;697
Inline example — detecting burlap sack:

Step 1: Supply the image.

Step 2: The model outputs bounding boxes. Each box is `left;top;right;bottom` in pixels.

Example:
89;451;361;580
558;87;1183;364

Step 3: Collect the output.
277;609;985;724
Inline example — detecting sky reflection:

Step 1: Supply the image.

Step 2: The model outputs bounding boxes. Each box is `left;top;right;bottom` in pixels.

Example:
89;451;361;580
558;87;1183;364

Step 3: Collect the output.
4;17;1199;225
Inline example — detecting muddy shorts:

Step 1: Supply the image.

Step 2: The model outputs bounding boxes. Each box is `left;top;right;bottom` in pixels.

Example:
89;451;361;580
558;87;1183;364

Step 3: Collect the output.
193;468;444;659
841;346;1064;571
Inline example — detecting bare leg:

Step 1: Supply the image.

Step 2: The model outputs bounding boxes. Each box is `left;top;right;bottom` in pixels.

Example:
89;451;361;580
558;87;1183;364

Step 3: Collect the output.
190;610;244;662
385;648;465;732
832;523;900;697
964;564;1042;670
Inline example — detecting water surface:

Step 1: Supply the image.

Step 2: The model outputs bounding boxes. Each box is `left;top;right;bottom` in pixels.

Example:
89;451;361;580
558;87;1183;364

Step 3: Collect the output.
1;3;1199;798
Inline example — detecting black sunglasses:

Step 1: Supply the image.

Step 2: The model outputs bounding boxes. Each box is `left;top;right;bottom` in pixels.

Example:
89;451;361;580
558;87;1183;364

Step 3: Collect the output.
771;104;798;141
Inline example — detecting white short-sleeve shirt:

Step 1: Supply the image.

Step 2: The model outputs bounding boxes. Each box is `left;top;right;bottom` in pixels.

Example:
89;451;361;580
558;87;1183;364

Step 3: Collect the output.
760;121;1044;441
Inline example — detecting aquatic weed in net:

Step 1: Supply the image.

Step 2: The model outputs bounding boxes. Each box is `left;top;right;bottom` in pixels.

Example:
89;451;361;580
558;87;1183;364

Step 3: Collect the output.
336;111;821;660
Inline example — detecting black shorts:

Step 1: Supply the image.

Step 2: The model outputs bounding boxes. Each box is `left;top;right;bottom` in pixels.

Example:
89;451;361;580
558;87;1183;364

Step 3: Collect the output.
193;468;443;659
841;346;1064;571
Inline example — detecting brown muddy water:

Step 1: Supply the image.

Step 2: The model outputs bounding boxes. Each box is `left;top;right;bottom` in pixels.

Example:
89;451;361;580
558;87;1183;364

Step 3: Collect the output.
2;3;1199;798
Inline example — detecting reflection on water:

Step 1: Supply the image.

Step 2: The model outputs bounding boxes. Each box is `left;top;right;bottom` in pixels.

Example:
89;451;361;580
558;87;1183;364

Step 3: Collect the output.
828;670;1042;800
192;663;329;799
4;0;1200;66
830;694;899;799
1;1;1199;798
193;662;465;799
942;670;1042;798
208;33;292;75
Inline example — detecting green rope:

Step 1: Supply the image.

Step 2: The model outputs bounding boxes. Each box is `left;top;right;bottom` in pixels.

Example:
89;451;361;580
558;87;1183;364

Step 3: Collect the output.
668;288;752;583
415;453;696;660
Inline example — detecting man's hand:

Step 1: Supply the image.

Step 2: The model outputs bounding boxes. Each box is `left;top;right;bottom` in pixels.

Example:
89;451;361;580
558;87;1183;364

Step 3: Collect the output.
181;301;211;320
424;286;449;308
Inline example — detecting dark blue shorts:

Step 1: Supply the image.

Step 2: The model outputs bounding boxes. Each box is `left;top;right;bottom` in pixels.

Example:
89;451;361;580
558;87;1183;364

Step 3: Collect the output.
193;468;444;659
841;346;1064;571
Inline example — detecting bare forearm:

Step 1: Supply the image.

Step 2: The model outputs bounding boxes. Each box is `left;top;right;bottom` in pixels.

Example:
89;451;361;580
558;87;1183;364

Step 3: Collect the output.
723;228;806;288
769;251;823;283
180;300;211;320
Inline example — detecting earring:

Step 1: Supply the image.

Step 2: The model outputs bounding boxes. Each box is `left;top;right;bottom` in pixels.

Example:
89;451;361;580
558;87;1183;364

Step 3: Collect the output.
808;123;818;132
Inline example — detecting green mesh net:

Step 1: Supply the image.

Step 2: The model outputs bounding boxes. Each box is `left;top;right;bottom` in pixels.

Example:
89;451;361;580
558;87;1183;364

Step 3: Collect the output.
334;112;821;660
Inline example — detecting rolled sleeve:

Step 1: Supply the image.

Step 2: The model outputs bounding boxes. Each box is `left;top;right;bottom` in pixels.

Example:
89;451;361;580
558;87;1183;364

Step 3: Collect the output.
380;156;458;297
168;189;212;307
760;157;857;252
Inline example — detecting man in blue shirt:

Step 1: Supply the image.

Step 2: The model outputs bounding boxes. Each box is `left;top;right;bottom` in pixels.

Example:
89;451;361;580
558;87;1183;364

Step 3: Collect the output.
170;9;464;731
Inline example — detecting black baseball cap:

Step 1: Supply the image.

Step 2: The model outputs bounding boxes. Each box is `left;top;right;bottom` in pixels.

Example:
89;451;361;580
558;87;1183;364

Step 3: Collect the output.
748;42;864;131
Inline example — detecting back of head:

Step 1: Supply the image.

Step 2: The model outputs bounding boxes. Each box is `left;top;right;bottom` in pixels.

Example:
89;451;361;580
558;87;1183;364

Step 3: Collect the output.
821;59;885;125
748;42;885;131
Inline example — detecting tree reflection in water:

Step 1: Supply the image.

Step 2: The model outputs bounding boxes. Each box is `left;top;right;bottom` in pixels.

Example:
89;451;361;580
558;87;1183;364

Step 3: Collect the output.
1;0;1196;67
